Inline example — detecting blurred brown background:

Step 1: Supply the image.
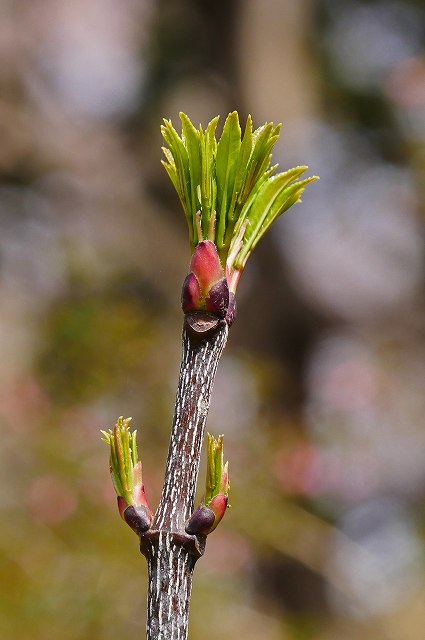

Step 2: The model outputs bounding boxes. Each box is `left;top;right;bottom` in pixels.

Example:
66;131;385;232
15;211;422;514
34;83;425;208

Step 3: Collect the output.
1;1;425;638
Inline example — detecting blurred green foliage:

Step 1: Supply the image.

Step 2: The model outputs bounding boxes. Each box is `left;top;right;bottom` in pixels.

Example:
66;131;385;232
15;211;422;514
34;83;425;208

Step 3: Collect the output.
36;284;156;404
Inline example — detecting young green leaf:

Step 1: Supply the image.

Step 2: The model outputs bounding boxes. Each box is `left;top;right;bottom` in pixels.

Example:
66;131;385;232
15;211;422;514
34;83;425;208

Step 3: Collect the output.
215;112;242;250
180;113;202;223
200;117;219;238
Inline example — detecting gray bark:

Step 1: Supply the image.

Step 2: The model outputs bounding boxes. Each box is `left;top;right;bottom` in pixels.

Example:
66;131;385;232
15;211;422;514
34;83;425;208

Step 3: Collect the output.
140;319;229;639
145;533;196;640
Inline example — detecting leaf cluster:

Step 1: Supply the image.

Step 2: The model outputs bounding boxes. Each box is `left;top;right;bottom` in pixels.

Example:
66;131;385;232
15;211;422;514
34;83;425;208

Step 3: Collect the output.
162;112;318;270
101;416;140;504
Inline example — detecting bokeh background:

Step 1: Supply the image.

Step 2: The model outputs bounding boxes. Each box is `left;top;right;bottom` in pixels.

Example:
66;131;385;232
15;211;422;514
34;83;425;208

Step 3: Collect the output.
1;1;425;638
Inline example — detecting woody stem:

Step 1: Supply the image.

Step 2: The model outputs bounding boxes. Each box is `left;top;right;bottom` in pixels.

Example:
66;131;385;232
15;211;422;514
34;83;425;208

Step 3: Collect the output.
140;317;229;639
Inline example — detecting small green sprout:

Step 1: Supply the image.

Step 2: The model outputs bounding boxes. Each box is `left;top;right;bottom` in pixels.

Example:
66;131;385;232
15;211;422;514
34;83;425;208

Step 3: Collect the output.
186;433;229;535
101;416;152;532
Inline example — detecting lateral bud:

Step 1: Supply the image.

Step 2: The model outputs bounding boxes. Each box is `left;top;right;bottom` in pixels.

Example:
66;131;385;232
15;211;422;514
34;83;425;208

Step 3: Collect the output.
185;433;230;536
101;417;153;534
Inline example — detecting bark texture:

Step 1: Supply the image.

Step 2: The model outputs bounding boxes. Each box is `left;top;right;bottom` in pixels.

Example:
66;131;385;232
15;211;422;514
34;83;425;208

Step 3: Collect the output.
141;319;229;639
145;533;196;640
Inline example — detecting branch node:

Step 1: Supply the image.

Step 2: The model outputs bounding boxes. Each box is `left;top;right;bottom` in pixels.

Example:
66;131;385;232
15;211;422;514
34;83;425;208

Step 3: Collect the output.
139;528;207;560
